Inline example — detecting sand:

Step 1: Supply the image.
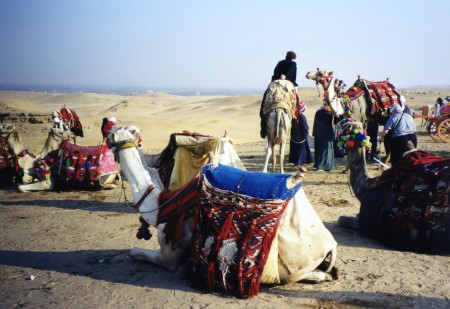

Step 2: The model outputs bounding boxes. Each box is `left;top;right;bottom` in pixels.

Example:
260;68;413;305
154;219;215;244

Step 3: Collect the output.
0;88;449;308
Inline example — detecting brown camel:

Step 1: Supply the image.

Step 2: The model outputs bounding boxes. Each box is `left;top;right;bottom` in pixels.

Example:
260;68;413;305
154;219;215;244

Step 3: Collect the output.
337;120;450;253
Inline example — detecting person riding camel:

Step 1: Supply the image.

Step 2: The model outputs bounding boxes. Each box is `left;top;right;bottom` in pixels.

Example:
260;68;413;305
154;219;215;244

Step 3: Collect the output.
260;51;298;139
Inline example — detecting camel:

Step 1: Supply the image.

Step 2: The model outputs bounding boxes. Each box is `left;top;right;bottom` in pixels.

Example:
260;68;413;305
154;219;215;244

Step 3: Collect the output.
18;128;120;192
337;120;450;253
0;124;36;185
261;79;297;173
305;68;367;124
107;125;338;297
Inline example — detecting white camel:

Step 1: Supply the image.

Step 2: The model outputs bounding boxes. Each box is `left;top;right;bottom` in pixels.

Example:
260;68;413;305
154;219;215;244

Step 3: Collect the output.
108;125;338;286
262;79;297;173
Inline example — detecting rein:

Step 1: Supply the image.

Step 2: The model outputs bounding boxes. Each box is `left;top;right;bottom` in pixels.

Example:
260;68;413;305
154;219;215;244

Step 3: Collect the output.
134;184;156;211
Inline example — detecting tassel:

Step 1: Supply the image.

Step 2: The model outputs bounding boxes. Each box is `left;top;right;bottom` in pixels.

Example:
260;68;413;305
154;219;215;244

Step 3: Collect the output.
207;261;215;291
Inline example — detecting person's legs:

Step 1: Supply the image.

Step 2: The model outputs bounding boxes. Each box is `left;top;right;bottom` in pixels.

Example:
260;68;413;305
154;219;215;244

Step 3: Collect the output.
260;90;268;138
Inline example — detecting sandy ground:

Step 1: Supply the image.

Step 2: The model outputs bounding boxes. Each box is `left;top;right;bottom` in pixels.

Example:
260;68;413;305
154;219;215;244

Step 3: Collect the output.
0;88;449;308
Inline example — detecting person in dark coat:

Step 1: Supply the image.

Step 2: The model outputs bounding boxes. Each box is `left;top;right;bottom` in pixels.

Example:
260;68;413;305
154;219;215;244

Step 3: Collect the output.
312;105;336;171
289;101;313;166
271;51;298;86
260;51;298;139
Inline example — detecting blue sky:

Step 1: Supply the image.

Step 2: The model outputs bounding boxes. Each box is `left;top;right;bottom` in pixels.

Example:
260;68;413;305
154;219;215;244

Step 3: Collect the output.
1;0;449;92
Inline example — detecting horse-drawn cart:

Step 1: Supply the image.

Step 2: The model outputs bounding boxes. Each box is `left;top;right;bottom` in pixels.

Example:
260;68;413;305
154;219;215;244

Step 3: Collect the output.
413;105;450;143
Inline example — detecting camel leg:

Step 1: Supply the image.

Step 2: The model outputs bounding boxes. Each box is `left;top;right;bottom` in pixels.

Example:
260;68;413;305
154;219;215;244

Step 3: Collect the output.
130;225;190;272
18;179;53;192
130;247;183;272
279;141;287;174
271;145;276;173
262;141;272;173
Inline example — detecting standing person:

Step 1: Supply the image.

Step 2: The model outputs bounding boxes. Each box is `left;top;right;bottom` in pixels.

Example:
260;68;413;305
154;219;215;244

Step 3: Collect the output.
260;51;298;138
101;117;117;144
289;101;313;166
312;105;335;171
435;97;444;117
380;103;417;165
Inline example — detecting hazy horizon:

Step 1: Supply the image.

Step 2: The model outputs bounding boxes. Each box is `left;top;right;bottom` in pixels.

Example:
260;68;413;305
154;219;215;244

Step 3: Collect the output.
2;82;450;97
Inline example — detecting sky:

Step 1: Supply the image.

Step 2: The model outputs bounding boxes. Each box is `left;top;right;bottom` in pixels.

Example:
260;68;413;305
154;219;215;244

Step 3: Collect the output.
1;0;449;93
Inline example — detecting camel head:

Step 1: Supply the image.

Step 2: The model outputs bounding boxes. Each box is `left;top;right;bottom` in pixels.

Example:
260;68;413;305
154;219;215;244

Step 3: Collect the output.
39;128;76;158
107;126;136;155
124;125;143;148
305;68;334;83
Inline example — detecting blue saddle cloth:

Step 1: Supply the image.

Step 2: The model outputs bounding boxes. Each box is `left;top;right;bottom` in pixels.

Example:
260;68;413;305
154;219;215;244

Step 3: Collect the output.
202;164;302;200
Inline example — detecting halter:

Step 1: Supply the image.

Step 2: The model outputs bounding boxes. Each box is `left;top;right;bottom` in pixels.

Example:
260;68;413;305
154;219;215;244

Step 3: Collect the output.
317;76;334;104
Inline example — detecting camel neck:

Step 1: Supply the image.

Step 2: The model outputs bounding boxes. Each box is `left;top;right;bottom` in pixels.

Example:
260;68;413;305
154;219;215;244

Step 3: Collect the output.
348;148;372;202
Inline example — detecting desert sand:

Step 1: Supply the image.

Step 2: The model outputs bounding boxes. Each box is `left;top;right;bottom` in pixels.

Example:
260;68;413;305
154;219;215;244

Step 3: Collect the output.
0;88;449;308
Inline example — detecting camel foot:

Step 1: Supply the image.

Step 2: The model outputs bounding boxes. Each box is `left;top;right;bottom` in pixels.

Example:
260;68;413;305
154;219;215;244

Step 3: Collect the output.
338;216;359;231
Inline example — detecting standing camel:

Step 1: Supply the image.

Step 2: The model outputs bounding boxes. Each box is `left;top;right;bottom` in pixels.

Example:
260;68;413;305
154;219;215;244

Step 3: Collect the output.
261;79;297;173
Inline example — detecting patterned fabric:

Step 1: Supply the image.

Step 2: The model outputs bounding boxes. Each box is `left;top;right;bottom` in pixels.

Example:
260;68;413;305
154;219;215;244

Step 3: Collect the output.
369;151;450;251
154;164;299;298
59;107;84;137
157;177;201;246
192;170;294;298
345;79;400;114
46;141;118;183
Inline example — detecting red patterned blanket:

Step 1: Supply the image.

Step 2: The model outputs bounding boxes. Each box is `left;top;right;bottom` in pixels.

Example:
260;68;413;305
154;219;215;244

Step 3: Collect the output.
42;141;118;183
346;79;400;111
192;176;291;298
154;173;293;298
369;151;450;251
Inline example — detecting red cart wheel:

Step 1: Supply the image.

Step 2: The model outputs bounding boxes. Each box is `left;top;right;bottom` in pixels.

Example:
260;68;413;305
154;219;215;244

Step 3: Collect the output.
426;121;440;141
436;117;450;143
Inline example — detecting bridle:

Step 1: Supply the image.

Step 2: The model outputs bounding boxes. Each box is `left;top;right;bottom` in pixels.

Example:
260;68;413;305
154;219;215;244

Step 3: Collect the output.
316;75;334;104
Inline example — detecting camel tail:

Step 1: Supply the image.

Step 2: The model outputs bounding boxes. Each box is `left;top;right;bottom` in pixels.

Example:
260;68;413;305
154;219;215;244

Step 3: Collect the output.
274;109;283;144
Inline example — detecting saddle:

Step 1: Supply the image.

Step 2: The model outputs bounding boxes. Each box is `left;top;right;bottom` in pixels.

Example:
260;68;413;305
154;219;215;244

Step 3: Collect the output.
155;164;302;298
369;150;450;252
346;79;400;115
47;141;118;183
262;80;297;118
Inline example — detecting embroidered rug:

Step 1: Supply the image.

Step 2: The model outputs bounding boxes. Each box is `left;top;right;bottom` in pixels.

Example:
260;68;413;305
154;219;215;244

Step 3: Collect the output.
39;141;118;184
369;150;450;251
345;79;400;112
192;165;301;298
59;107;84;137
153;164;302;298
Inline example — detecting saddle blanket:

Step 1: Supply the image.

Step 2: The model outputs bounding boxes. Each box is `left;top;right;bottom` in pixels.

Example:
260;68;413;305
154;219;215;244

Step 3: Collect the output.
193;174;292;298
346;79;400;111
369;150;450;250
45;141;118;182
155;164;301;298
